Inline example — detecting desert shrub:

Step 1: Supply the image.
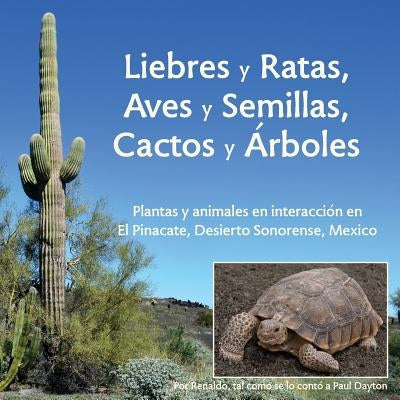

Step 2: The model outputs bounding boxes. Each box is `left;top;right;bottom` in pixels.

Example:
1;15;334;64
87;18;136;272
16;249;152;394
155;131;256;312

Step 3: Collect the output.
55;193;164;389
390;354;400;378
0;168;34;324
0;173;165;391
23;356;52;388
389;331;400;358
17;184;163;391
168;384;217;400
20;301;163;392
65;297;162;366
165;326;206;366
386;376;400;394
49;357;112;393
188;342;212;372
114;358;185;400
196;310;212;328
0;169;32;376
0;346;11;380
43;292;164;392
22;347;112;393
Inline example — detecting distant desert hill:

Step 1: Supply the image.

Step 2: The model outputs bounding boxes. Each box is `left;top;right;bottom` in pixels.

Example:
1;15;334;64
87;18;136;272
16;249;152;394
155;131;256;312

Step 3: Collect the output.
142;297;213;349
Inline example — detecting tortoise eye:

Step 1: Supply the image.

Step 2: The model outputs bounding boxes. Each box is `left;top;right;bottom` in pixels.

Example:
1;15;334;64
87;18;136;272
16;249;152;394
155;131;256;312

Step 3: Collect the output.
274;328;279;332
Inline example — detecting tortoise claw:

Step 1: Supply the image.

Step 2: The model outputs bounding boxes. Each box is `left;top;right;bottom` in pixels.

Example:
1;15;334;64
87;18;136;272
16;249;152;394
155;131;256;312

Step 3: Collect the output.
360;337;378;351
219;347;244;362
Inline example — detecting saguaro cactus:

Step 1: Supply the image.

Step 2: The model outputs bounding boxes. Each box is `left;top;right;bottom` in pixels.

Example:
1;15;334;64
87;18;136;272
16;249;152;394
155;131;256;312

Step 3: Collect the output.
18;13;85;334
0;288;41;391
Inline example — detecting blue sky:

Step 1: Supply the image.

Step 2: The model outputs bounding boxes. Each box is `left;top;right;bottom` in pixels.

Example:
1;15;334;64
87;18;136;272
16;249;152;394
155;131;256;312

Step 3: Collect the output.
0;1;399;311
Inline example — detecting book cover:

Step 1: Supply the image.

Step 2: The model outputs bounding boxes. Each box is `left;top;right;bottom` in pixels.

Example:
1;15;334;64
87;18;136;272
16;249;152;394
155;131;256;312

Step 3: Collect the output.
0;1;397;398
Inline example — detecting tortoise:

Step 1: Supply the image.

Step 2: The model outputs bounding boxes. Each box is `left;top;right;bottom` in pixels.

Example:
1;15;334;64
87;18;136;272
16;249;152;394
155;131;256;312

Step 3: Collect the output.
219;267;383;373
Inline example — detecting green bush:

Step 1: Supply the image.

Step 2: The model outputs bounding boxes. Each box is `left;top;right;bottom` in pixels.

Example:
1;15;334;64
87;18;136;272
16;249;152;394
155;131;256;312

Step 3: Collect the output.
56;194;163;387
196;310;212;328
386;376;400;394
390;354;400;379
49;356;112;393
43;297;164;392
114;358;185;400
0;351;11;380
65;301;162;366
0;168;167;392
165;326;205;366
389;331;400;358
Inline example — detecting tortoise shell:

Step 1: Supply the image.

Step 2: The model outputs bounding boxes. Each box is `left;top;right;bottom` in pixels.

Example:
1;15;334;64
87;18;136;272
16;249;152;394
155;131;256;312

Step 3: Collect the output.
249;268;383;353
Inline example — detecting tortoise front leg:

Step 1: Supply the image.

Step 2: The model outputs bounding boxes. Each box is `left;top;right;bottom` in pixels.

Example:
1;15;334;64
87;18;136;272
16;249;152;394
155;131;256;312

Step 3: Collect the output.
299;343;339;373
360;336;378;351
219;312;259;361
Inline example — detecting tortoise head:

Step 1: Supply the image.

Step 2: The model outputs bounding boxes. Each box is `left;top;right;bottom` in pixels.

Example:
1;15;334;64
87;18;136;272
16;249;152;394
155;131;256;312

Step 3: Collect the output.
257;319;288;346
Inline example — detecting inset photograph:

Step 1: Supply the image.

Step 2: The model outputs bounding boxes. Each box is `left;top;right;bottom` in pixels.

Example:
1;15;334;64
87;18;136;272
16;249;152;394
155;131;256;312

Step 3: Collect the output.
213;263;387;377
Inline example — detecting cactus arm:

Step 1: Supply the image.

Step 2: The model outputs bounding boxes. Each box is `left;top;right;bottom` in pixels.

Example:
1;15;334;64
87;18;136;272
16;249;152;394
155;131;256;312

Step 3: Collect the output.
8;281;16;319
11;299;25;358
0;320;29;391
24;287;39;327
18;154;40;201
18;155;36;185
0;358;20;390
21;327;41;369
0;342;3;373
60;137;85;183
30;134;51;182
0;288;40;391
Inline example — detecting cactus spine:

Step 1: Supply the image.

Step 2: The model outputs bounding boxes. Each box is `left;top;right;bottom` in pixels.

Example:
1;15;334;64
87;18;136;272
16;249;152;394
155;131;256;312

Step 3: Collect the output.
0;288;41;391
18;13;85;335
